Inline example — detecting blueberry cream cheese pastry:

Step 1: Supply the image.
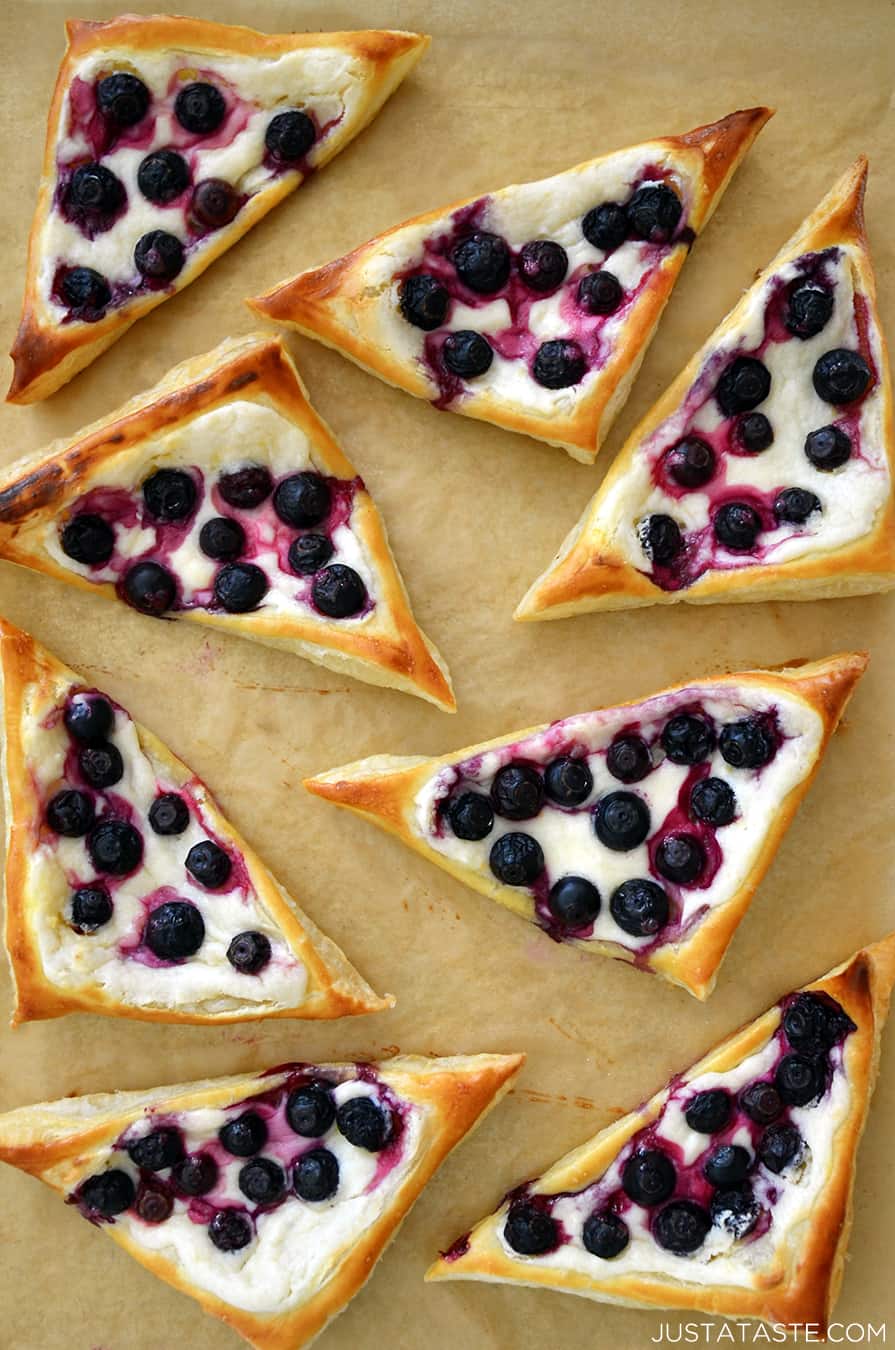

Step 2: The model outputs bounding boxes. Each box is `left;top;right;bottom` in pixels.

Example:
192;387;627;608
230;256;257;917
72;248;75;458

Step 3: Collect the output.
0;618;392;1024
0;335;454;709
250;109;772;462
517;159;895;617
7;14;429;402
427;935;895;1337
0;1052;523;1348
305;654;866;999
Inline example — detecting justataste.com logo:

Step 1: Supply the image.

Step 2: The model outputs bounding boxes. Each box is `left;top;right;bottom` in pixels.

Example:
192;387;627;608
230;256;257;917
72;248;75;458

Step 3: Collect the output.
649;1323;886;1344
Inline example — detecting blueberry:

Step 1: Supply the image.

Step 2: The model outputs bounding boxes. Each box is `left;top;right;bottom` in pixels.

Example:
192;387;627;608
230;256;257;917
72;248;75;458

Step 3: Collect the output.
239;1157;286;1206
287;534;333;580
67;163;124;215
143;470;196;522
71;885;113;932
265;110;316;161
78;742;124;789
144;901;205;960
787;282;834;339
582;202;628;252
447;791;494;841
775;1053;825;1106
489;832;544;886
710;1184;759;1238
690;778;737;827
783;993;855;1054
627;185;683;243
774;487;821;524
533;339;587;389
64;694;113;743
218;465;273;509
60;267;111;315
46;790;94;837
208;1209;253;1251
716;358;771;416
813;349;871;404
713;502;762;552
174;82;226;134
664;437;715;489
582;1210;629;1259
273;472;331;528
661;715;714;765
135;1183;173;1224
684;1089;731;1134
442;330;493;378
293;1148;340;1201
622;1149;676;1206
593;791;650;851
544;755;593;805
312;565;367;618
452;232;510;293
655;834;705;885
186;840;231;888
287;1082;336;1137
96;73;150;127
503;1200;558;1256
491;764;544;821
172;1154;218;1197
190;179;240;229
220;1113;268;1157
719;718;775;770
735;412;774;453
577;270;623;315
757;1123;803;1174
214;562;268;613
127;1128;184;1172
654;1200;711;1254
610;878;669;936
704;1145;751;1188
518;240;568;292
227;931;272;974
740;1081;783;1125
548;876;601;929
642;514;683;566
137;150;190;204
805;424;852;470
199;517;245;561
336;1096;393;1151
80;1169;135;1217
122;561;176;616
61;513;115;564
399;274;449;330
148;793;189;836
134;230;185;282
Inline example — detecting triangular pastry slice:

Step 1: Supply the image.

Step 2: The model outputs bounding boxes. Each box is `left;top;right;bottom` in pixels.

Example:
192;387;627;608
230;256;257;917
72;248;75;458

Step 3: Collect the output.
0;1051;523;1349
7;14;429;403
0;334;454;710
427;936;895;1336
306;655;866;999
517;159;895;618
0;617;391;1024
250;109;772;462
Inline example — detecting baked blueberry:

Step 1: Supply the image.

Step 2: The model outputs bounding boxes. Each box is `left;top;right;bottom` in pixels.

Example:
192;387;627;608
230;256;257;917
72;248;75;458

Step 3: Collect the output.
218;465;273;509
286;1081;336;1137
208;1209;253;1251
200;517;245;561
653;1200;711;1254
804;424;852;470
447;791;494;841
293;1148;340;1201
67;163;124;216
491;763;544;820
543;756;592;806
143;470;196;522
713;502;762;551
452;232;510;293
735;411;774;453
757;1123;803;1174
65;693;113;743
214;562;268;613
312;565;367;618
174;81;226;134
740;1081;783;1125
642;514;683;566
80;1169;135;1217
622;1149;676;1206
775;1053;825;1106
518;240;568;292
186;840;231;888
123;561;176;616
238;1158;286;1206
127;1127;184;1172
547;876;601;929
135;1184;173;1224
503;1200;558;1256
219;1112;268;1157
786;282;834;339
60;267;111;315
813;349;871;404
704;1144;751;1188
684;1088;731;1134
79;742;124;789
719;718;775;769
61;513;115;564
46;789;94;837
399;273;449;330
690;777;737;827
710;1184;759;1238
577;270;623;315
134;230;185;282
655;833;705;884
610;878;669;936
716;358;771;416
627;184;682;243
148;792;189;836
288;533;333;576
582;1210;629;1259
533;339;587;389
336;1096;393;1151
593;792;650;851
489;832;544;886
227;931;272;974
442;330;493;378
71;885;113;932
661;714;714;765
664;437;715;489
137;150;190;204
172;1153;218;1197
582;202;628;253
265;109;316;161
783;993;855;1053
144;901;205;960
190;179;240;229
273;472;331;528
96;72;150;127
774;487;821;524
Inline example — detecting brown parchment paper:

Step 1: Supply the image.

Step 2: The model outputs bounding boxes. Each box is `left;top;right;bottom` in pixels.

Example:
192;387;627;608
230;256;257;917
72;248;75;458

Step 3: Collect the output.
0;1;894;1346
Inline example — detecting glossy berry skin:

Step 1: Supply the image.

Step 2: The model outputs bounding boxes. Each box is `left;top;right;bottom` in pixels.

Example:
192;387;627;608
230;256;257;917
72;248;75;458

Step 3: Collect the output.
79;742;124;789
533;339;586;389
65;694;113;743
61;513;115;564
804;424;852;470
293;1148;340;1201
67;163;124;216
238;1158;287;1206
582;1210;629;1259
219;1112;268;1157
447;791;494;841
548;876;601;929
775;487;821;524
544;756;593;805
622;1149;676;1206
740;1081;783;1125
190;179;240;229
489;832;544;886
627;184;682;243
208;1210;253;1251
46;790;94;837
757;1123;803;1174
719;718;775;769
684;1089;731;1134
273;473;331;528
812;349;871;404
490;764;544;820
716;357;771;416
144;901;205;960
227;931;272;974
664;438;715;489
452;232;510;293
218;466;273;509
690;777;737;827
200;517;245;561
173;1154;218;1197
96;73;150;127
287;532;333;576
577;271;622;315
661;714;714;765
783;993;855;1053
127;1127;184;1172
786;282;834;339
775;1053;825;1106
174;82;226;134
71;886;113;932
335;1096;393;1151
123;561;177;616
135;231;185;282
704;1144;751;1188
642;514;683;566
148;793;190;836
185;840;232;888
265;110;316;161
582;202;628;252
286;1082;336;1138
137;150;190;204
711;1185;759;1238
312;565;367;619
143;469;196;522
399;274;449;330
655;833;705;884
504;1201;559;1256
653;1200;711;1254
214;562;268;613
60;268;111;315
136;1184;173;1224
735;412;774;453
713;502;762;552
610;879;669;936
518;240;568;292
442;330;493;378
80;1169;135;1217
593;792;650;851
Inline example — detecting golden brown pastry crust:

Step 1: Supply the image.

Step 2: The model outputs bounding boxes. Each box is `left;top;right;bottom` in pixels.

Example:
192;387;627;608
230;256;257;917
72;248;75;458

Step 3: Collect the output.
0;1052;524;1350
0;616;393;1024
250;109;772;463
517;158;895;617
7;15;429;403
0;334;454;710
305;653;867;999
